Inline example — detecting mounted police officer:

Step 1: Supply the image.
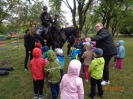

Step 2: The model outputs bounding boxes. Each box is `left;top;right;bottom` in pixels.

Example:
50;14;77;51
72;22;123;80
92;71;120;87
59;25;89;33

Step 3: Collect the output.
53;13;60;26
40;6;53;36
52;13;60;31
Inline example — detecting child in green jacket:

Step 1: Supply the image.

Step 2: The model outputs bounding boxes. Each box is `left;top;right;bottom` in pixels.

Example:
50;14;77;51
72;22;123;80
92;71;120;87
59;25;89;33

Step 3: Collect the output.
45;50;62;99
88;48;105;98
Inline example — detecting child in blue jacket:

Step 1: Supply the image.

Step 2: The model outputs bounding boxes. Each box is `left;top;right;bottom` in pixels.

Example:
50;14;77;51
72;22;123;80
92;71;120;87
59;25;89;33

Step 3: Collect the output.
115;40;125;69
68;44;80;60
56;48;65;78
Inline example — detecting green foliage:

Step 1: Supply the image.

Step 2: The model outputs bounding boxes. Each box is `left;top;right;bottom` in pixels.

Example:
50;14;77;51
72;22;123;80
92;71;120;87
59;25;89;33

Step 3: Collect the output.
0;0;20;23
85;0;133;36
49;0;67;26
49;0;62;11
117;6;133;36
0;24;8;34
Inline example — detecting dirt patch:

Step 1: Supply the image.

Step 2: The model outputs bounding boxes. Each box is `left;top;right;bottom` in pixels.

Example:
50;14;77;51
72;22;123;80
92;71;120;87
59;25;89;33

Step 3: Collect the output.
0;60;12;66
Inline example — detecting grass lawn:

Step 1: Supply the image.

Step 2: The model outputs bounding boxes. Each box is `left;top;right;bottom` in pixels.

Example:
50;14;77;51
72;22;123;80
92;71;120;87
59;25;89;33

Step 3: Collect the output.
0;36;133;99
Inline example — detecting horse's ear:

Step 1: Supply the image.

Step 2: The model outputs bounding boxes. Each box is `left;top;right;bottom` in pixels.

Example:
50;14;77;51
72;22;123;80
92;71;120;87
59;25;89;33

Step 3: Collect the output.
60;27;64;31
75;25;79;30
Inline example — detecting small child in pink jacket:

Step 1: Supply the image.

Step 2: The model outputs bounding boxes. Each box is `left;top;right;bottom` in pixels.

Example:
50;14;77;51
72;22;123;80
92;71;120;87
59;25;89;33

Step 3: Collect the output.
60;59;84;99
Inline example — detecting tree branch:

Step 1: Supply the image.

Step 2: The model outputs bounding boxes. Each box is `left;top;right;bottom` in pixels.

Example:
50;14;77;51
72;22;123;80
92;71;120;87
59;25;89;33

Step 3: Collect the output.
84;0;93;13
62;0;70;9
65;0;73;11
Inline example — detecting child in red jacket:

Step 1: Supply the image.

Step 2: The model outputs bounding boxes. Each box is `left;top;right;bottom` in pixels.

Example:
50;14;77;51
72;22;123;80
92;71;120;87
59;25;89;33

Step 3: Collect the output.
30;48;47;98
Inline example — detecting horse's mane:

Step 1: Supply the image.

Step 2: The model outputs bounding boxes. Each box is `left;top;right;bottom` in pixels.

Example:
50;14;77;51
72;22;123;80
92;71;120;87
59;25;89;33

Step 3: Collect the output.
61;26;78;39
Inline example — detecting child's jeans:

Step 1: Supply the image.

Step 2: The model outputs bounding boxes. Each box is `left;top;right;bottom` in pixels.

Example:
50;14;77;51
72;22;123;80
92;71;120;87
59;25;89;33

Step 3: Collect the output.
116;58;123;69
49;82;60;99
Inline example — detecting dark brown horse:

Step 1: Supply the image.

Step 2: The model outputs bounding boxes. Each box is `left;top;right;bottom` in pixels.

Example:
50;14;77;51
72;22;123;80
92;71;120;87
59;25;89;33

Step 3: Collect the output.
40;26;79;50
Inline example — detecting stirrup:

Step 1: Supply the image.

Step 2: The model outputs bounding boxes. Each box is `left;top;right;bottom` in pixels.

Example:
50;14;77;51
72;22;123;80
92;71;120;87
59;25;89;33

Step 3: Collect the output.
44;28;48;35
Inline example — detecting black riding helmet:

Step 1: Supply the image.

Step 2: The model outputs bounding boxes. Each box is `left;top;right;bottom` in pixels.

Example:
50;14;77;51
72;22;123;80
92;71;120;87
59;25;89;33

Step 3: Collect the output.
43;6;48;10
55;13;59;17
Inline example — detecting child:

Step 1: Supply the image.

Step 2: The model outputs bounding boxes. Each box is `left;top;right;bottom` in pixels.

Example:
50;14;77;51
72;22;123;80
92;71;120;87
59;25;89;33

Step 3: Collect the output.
45;50;62;99
89;48;104;98
30;48;47;99
113;42;119;65
56;48;65;78
91;41;96;50
78;38;86;74
84;37;91;43
68;44;80;60
41;45;50;59
82;37;91;46
41;45;50;82
43;39;47;46
35;42;42;48
81;44;93;83
115;40;125;69
60;59;84;99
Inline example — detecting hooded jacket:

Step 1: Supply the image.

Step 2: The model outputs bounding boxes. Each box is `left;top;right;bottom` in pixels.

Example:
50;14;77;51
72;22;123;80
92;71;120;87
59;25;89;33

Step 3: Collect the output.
60;59;84;99
45;50;62;84
117;40;125;58
30;48;46;80
56;55;65;69
42;50;50;59
70;49;80;60
89;57;105;80
81;44;93;66
91;27;117;56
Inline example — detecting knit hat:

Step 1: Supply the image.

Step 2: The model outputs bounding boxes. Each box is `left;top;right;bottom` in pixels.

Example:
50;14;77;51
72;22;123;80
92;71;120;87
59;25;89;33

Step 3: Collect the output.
85;38;91;42
82;42;90;45
56;48;63;55
92;48;103;56
35;42;42;48
92;41;96;46
41;45;49;53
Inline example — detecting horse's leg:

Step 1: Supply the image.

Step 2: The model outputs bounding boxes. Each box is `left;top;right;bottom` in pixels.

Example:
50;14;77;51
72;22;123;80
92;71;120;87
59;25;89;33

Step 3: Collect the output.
40;26;45;37
52;43;55;51
67;43;71;55
47;43;51;49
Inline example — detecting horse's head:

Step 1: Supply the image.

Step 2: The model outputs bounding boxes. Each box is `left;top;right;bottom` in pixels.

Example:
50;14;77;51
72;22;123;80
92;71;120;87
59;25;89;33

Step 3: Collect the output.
73;26;79;39
62;26;79;40
54;30;66;48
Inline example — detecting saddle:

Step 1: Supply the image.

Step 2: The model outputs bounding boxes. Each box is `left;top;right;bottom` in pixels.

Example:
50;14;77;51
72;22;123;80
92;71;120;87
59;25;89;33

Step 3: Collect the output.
40;27;49;37
44;28;49;36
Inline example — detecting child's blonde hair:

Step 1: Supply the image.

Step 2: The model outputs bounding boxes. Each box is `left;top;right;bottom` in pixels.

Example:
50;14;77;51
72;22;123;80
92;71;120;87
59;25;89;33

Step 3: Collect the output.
84;44;91;51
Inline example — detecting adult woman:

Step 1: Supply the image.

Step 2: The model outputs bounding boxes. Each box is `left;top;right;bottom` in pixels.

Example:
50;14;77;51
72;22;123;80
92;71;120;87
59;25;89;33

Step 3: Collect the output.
90;23;117;85
24;27;44;71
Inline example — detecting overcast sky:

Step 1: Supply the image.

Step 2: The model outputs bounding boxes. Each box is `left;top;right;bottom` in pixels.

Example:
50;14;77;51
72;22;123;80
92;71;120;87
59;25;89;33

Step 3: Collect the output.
61;1;73;25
